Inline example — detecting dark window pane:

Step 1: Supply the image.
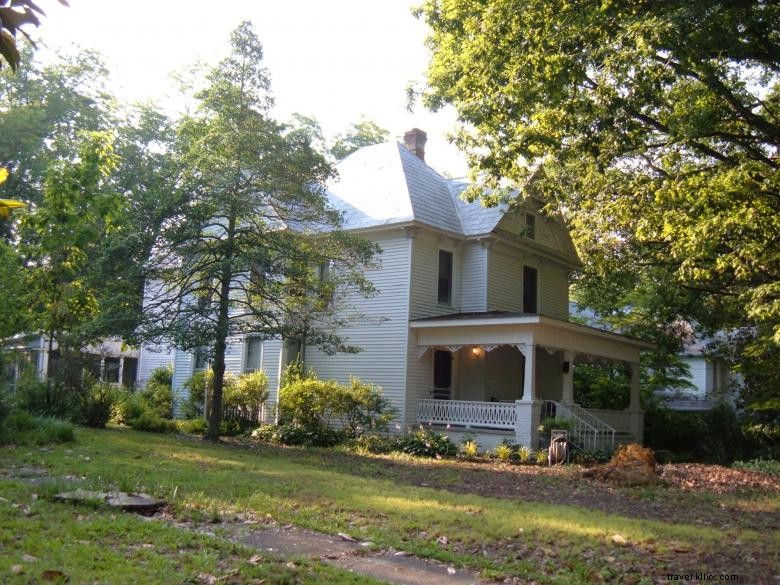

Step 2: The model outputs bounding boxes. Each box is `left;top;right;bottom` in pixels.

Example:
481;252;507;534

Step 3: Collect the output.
245;337;262;372
438;250;453;304
103;357;121;384
523;265;538;314
122;357;138;388
433;350;452;390
525;213;536;239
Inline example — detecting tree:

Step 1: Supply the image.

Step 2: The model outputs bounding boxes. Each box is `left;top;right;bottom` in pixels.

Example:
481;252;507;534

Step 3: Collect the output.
329;118;390;160
0;45;114;207
0;0;68;71
20;131;122;388
417;0;780;409
143;22;377;441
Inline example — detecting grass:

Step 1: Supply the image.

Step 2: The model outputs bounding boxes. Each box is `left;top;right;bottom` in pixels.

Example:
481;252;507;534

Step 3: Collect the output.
1;427;777;584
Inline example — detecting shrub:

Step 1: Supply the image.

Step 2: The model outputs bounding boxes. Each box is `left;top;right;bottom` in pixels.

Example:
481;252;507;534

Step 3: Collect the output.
251;423;344;447
460;439;480;459
571;449;610;466
279;378;341;428
538;416;575;436
128;410;178;434
349;433;402;455
493;443;514;461
177;418;208;435
141;366;174;419
400;427;457;458
0;410;76;445
279;376;395;438
534;450;548;465
732;458;780;476
79;382;123;428
181;369;211;419
335;378;396;437
280;355;316;388
224;370;269;421
112;392;148;425
517;445;532;464
13;375;77;420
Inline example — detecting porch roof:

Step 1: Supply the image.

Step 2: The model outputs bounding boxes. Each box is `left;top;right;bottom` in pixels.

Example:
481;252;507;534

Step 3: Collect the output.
409;312;654;363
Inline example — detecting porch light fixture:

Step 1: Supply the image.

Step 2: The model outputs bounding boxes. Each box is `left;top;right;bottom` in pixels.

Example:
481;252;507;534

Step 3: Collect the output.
472;346;482;357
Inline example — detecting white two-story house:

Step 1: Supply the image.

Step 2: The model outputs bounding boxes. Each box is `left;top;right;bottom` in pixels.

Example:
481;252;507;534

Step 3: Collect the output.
138;129;652;451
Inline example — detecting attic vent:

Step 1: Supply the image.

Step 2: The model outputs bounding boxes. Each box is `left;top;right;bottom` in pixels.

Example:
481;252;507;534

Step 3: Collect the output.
525;213;536;239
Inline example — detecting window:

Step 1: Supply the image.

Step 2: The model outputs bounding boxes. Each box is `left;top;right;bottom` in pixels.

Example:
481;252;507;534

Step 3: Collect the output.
316;261;334;305
523;265;538;314
194;347;209;371
244;337;262;372
122;357;138;388
437;250;453;305
525;213;536;240
103;357;121;384
433;350;452;399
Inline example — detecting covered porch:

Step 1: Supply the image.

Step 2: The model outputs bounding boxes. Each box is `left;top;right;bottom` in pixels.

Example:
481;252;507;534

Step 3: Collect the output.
410;313;654;452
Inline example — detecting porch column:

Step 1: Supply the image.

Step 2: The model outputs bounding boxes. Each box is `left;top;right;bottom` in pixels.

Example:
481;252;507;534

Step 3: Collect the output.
626;362;644;443
516;343;542;448
561;349;575;406
519;343;536;401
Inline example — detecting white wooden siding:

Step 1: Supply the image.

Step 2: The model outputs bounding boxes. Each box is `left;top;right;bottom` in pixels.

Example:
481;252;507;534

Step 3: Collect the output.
487;247;523;312
304;232;411;425
136;344;175;387
539;264;570;319
460;242;487;312
171;348;194;417
261;339;283;409
408;231;462;319
483;346;523;400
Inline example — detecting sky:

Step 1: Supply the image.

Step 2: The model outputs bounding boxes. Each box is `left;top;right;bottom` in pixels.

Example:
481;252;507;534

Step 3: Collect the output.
32;0;468;176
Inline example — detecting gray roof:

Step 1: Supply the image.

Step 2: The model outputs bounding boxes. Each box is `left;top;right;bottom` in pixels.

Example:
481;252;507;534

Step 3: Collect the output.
327;141;505;235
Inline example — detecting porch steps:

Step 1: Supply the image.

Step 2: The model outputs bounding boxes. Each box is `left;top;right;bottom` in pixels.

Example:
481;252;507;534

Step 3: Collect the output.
543;401;617;453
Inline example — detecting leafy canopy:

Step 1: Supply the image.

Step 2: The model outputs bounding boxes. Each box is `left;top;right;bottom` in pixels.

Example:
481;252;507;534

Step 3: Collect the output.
417;1;780;399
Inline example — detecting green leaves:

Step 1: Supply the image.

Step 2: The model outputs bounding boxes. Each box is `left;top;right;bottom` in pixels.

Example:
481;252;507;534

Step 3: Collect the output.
419;0;780;404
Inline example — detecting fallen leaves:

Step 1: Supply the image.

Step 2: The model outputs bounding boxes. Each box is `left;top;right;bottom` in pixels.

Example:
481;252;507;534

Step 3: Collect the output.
659;463;780;494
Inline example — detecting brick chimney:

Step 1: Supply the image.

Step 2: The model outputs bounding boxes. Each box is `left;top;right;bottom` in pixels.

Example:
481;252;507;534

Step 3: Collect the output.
403;128;427;161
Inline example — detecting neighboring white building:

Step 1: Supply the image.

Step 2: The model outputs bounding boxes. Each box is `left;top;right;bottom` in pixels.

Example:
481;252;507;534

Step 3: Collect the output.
655;337;740;411
139;129;653;451
3;334;139;391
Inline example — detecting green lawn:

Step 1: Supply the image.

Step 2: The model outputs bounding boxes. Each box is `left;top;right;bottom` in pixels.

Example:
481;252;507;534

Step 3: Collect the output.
1;427;777;584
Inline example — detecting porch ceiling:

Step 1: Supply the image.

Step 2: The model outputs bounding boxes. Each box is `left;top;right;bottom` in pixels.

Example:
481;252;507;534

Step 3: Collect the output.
410;312;654;363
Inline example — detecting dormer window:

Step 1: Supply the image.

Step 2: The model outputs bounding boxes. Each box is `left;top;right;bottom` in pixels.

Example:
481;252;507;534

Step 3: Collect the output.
438;250;453;305
525;213;536;240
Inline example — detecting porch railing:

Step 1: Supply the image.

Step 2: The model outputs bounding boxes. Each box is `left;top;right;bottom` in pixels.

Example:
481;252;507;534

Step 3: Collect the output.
542;400;616;453
417;399;516;430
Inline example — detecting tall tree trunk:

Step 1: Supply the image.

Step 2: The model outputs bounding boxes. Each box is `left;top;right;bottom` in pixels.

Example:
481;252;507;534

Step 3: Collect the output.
205;212;236;442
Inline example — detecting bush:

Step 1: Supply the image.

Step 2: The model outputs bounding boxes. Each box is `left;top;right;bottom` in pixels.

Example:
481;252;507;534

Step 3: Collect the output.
539;416;575;436
349;433;402;454
178;418;208;435
517;445;532;464
279;378;341;428
251;423;344;447
141;366;174;419
128;410;178;434
224;370;269;421
732;458;780;476
79;382;123;428
112;392;148;425
493;443;514;461
399;427;457;458
336;378;396;437
0;410;76;445
534;450;548;465
571;449;611;465
279;376;395;438
460;439;480;459
13;375;77;420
